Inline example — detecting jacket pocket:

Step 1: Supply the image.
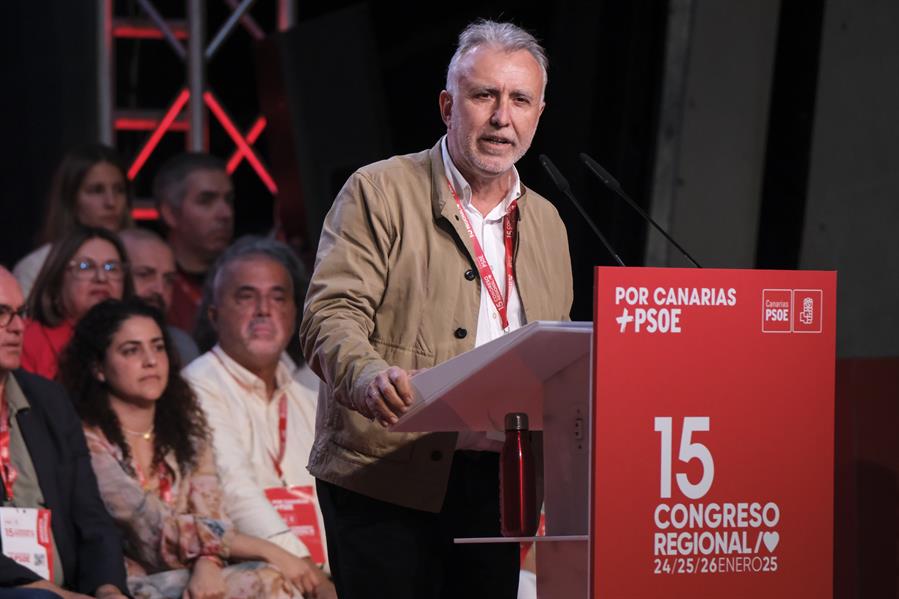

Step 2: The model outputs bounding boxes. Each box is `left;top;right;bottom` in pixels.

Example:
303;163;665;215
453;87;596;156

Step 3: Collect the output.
330;407;417;463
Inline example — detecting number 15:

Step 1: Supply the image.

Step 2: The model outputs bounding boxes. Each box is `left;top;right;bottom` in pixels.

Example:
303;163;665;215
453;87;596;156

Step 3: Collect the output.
654;417;714;499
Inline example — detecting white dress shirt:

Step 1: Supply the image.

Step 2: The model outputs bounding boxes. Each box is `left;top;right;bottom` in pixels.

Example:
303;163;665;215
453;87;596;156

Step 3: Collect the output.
441;136;527;450
182;346;327;567
441;136;526;343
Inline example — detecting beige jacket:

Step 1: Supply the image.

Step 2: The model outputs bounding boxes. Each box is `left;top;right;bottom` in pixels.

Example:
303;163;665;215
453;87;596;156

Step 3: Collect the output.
300;140;573;512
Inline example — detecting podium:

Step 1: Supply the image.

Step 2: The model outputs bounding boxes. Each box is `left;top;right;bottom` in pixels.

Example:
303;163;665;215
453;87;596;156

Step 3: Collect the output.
392;320;592;598
393;267;836;599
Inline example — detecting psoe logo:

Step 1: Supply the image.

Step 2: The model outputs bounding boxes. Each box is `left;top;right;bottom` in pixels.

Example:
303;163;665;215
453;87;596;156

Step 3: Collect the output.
761;289;791;333
761;288;823;333
792;289;822;333
799;297;814;325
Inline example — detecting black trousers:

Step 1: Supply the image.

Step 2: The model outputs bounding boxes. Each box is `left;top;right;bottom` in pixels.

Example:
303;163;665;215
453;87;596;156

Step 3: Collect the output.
317;451;519;599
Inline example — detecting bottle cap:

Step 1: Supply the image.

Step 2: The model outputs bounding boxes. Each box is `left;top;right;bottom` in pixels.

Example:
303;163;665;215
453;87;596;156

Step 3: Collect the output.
504;412;529;431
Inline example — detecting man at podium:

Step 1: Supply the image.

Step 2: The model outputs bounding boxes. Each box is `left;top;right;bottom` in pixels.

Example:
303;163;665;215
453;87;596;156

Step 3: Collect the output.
301;19;573;599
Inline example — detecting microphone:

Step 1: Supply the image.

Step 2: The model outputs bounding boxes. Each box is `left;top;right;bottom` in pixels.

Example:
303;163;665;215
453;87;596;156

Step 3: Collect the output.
538;154;626;267
579;153;702;268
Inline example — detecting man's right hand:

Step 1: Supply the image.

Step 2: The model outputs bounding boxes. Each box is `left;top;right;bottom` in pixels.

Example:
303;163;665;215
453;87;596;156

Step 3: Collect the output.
360;366;416;426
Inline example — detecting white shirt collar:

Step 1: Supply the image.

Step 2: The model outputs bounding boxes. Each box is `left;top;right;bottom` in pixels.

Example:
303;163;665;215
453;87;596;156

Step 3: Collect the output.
440;135;521;220
211;345;293;398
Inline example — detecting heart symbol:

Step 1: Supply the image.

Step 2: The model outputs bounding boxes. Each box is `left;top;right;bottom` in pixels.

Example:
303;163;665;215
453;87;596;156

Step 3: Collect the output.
763;531;780;552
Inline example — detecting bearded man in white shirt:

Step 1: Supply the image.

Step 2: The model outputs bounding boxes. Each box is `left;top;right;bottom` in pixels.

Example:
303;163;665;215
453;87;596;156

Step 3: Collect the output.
182;238;337;599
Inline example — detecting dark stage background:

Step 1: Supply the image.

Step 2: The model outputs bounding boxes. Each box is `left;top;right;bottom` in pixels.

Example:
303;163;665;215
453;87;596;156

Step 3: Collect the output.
0;0;668;324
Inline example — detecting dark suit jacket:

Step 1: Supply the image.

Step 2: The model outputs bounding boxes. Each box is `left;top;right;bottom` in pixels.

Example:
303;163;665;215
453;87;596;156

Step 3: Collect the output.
0;370;127;593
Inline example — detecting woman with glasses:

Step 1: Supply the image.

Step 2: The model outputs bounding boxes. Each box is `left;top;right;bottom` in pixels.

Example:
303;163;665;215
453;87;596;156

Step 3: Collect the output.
13;144;132;298
22;226;133;380
58;299;313;599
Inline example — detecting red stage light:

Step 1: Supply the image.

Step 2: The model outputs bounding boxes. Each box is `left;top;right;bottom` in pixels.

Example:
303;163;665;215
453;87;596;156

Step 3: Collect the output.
226;117;267;173
115;117;189;132
128;89;190;180
131;207;160;221
204;92;278;194
113;25;189;40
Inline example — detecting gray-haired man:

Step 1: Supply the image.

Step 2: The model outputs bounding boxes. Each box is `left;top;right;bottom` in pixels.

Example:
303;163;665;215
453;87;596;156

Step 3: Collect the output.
301;19;573;599
183;238;336;599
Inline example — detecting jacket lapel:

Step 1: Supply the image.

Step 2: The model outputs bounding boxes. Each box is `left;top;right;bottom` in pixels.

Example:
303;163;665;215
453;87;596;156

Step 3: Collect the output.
429;142;478;263
429;140;542;317
12;378;75;582
512;185;533;320
15;408;61;514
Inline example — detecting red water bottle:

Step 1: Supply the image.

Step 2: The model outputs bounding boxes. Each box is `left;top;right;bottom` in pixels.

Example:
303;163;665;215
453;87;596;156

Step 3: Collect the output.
500;412;537;536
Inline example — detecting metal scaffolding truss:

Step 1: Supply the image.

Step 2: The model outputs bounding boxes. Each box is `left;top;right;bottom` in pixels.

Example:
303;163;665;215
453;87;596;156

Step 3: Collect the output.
97;0;294;218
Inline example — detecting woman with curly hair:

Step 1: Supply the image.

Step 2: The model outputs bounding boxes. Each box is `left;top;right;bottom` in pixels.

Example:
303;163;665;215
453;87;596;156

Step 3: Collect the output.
58;299;329;599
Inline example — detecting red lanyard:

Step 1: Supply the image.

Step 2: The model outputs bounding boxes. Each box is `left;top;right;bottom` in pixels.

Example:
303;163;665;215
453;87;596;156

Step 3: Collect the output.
0;398;17;501
135;460;174;505
446;178;519;331
269;395;287;480
211;351;289;480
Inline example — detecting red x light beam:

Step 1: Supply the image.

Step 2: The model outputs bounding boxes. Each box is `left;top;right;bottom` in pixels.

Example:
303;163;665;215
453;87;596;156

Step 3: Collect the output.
128;88;190;180
125;89;277;196
204;91;277;194
226;116;267;173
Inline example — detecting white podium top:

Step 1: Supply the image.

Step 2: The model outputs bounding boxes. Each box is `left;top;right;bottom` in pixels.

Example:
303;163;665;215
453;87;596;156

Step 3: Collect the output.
390;321;591;433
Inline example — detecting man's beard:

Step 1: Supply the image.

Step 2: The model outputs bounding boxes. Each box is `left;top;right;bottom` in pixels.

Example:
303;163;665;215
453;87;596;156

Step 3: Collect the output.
141;293;166;312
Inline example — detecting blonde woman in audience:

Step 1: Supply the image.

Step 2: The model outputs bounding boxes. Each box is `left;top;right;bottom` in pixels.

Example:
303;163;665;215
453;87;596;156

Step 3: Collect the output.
22;227;133;380
58;299;327;599
14;144;132;297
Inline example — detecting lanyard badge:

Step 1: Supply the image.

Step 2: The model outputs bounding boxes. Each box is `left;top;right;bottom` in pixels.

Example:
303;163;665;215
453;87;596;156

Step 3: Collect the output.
446;178;519;332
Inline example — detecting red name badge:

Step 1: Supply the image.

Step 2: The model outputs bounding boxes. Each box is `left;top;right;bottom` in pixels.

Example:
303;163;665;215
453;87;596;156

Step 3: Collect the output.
0;507;53;580
264;486;325;565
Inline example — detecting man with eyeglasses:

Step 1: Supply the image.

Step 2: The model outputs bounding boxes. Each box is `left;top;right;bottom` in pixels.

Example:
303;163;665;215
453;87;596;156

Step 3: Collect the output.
0;268;129;599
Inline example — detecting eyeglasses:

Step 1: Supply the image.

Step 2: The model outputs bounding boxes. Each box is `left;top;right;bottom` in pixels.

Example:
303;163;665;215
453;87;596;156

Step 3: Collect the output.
67;259;126;281
0;305;27;328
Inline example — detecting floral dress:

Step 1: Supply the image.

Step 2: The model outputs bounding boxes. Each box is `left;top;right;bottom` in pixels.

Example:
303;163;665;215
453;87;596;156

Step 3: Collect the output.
83;427;298;599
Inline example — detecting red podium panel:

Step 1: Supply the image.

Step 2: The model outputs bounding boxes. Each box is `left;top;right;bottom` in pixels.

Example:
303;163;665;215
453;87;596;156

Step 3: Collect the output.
591;267;835;598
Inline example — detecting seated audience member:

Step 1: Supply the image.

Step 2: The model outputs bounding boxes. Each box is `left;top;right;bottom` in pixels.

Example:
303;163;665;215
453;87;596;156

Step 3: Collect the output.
58;299;330;599
182;238;335;594
119;228;199;365
14;144;131;298
0;268;129;599
21;227;132;380
153;153;234;333
193;237;305;366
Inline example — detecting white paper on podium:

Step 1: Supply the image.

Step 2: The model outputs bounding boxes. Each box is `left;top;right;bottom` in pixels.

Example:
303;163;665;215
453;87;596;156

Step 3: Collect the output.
390;321;591;433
